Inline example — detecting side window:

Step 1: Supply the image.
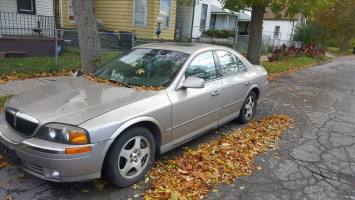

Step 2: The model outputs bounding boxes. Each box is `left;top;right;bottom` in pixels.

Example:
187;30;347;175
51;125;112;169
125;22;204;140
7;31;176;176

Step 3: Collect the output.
237;59;247;72
185;51;217;81
216;50;238;75
216;50;247;76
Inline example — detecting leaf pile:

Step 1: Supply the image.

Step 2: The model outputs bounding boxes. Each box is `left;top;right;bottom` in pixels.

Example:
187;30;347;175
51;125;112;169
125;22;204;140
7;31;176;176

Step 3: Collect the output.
85;74;164;91
144;115;294;200
0;70;72;84
0;154;9;169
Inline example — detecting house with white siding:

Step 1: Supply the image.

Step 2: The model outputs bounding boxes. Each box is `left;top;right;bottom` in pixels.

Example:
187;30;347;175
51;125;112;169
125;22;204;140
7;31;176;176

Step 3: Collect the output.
176;0;251;39
262;12;304;41
0;0;56;37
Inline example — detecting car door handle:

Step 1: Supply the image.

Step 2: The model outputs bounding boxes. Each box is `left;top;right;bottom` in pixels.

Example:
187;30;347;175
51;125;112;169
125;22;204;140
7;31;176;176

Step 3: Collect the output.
211;89;222;96
244;81;253;86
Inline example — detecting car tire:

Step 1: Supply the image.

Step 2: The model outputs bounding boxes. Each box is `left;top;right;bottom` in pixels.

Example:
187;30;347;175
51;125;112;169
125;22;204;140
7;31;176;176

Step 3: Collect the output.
237;91;257;124
104;127;156;187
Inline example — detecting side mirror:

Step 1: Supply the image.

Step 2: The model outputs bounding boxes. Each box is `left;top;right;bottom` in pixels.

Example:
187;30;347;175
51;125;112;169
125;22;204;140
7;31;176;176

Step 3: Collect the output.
182;76;205;89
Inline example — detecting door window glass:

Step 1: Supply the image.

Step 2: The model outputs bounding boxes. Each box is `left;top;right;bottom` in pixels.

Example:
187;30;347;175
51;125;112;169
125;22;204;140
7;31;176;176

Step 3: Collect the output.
185;51;217;81
216;50;248;76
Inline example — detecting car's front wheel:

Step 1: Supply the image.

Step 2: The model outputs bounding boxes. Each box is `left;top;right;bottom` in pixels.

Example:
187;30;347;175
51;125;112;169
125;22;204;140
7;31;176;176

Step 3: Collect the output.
104;127;155;187
238;91;257;124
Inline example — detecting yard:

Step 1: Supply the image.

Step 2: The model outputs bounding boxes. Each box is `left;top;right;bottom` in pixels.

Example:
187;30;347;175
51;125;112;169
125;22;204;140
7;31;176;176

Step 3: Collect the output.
0;49;120;77
262;56;319;74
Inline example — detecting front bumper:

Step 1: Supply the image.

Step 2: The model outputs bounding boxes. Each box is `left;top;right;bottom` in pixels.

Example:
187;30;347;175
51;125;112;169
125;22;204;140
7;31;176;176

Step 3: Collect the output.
0;126;113;182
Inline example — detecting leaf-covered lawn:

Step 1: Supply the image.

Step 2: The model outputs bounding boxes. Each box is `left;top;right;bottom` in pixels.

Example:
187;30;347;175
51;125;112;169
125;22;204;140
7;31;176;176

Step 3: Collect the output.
144;115;293;199
0;50;120;84
262;56;318;74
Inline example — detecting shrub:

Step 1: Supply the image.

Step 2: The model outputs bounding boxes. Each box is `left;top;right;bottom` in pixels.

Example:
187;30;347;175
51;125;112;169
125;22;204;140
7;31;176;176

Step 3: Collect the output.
268;43;325;62
204;29;235;38
293;21;328;47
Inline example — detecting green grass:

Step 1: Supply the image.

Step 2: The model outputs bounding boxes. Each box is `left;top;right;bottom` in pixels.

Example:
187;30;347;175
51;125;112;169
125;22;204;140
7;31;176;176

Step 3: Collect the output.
0;49;121;76
326;47;353;56
0;95;11;112
262;56;319;74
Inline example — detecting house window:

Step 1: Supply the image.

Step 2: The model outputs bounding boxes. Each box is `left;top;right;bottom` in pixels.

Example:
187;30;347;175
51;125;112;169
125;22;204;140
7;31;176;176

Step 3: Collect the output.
160;0;172;28
17;0;36;15
68;0;75;22
134;0;147;26
274;26;280;38
200;4;208;31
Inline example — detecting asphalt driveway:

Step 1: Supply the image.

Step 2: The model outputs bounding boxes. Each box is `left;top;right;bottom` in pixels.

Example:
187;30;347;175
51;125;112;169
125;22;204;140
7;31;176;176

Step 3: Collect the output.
0;56;354;200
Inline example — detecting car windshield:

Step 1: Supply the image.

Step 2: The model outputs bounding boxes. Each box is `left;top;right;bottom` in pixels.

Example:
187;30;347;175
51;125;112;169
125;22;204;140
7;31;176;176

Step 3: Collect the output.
94;48;189;87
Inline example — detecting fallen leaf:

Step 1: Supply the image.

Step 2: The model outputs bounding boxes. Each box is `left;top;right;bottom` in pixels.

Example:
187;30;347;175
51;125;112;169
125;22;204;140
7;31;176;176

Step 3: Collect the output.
143;115;294;199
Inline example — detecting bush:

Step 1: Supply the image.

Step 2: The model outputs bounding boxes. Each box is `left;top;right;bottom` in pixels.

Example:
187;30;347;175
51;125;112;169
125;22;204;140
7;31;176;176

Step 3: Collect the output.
204;29;235;38
293;21;328;47
268;43;325;62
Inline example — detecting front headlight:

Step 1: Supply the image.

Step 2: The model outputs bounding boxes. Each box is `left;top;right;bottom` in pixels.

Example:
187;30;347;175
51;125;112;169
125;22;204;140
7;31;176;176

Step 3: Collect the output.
36;123;90;145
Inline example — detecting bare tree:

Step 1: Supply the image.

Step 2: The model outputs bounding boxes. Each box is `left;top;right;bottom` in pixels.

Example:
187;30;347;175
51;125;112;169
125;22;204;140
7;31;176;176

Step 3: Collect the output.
72;0;101;73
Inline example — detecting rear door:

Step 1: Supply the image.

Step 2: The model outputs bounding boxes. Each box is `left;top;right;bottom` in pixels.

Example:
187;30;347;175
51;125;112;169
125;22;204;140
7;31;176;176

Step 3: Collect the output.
168;51;223;141
215;50;251;125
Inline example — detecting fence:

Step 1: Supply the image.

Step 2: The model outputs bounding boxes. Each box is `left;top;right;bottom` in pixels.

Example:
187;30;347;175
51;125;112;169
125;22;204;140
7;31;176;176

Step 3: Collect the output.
0;28;135;75
175;25;302;55
0;11;55;37
195;32;301;55
0;26;302;76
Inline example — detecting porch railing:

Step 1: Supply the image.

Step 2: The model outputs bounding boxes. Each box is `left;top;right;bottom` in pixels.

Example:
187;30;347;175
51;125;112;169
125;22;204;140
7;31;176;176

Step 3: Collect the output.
0;11;55;37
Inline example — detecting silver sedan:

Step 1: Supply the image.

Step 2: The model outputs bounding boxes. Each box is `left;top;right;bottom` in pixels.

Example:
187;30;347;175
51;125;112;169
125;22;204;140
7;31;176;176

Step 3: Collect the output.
0;43;268;187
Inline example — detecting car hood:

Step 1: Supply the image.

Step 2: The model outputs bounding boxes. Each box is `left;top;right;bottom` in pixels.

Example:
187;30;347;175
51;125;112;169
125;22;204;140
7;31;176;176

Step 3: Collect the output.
6;76;158;125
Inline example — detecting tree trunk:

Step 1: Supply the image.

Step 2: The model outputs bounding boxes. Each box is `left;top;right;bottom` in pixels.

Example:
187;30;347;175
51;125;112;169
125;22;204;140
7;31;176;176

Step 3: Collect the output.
247;4;266;65
340;31;352;52
72;0;101;74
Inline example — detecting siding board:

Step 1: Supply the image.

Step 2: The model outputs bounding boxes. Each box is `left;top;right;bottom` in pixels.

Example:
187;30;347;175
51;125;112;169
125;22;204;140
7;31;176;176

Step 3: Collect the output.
60;0;176;40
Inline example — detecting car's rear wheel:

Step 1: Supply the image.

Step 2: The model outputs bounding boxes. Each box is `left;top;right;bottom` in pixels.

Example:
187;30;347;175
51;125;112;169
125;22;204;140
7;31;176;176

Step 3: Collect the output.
104;127;155;187
237;91;257;124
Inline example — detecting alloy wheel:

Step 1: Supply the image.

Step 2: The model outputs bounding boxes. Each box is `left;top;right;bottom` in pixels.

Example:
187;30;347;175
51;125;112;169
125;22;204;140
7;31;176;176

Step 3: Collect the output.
244;96;255;120
118;136;151;179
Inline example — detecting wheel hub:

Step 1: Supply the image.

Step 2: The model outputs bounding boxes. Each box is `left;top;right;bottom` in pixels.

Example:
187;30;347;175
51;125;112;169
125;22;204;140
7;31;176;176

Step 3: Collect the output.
129;149;142;165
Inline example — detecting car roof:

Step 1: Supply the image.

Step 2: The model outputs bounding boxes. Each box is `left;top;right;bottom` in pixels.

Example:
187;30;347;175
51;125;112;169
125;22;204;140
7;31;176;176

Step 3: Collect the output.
135;42;230;54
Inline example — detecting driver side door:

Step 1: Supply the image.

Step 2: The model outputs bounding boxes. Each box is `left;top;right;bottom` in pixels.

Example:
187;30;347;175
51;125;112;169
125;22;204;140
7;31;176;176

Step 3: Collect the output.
168;51;223;142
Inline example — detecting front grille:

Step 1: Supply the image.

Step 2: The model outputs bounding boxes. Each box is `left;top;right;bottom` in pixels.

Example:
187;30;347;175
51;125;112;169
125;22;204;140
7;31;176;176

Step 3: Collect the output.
5;108;39;137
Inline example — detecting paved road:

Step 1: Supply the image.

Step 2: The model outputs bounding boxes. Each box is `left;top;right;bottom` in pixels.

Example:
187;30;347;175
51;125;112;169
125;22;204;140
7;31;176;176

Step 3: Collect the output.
0;56;354;200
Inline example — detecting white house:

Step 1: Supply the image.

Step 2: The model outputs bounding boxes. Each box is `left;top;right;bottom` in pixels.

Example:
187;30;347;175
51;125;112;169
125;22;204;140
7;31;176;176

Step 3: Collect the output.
176;0;251;39
0;0;56;37
262;12;303;41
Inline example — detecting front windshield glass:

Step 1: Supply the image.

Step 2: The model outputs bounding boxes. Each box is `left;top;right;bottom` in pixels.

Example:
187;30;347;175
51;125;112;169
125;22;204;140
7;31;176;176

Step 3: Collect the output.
95;48;189;87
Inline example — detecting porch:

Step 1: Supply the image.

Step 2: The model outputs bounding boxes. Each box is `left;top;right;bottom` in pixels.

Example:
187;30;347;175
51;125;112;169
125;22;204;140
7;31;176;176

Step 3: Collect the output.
0;11;55;37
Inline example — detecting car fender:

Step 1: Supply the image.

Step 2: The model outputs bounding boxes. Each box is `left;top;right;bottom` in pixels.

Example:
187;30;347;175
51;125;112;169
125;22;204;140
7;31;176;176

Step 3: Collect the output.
109;116;163;140
98;116;163;171
246;84;260;97
101;116;163;156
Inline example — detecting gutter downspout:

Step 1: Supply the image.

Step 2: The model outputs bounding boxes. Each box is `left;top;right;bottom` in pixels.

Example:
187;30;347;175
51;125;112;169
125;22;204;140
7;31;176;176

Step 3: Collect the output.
190;0;196;40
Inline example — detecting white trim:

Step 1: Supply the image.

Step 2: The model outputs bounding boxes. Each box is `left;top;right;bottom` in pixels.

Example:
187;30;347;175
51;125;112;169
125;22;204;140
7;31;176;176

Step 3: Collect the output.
60;0;64;27
159;0;172;29
18;0;35;13
133;0;147;27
